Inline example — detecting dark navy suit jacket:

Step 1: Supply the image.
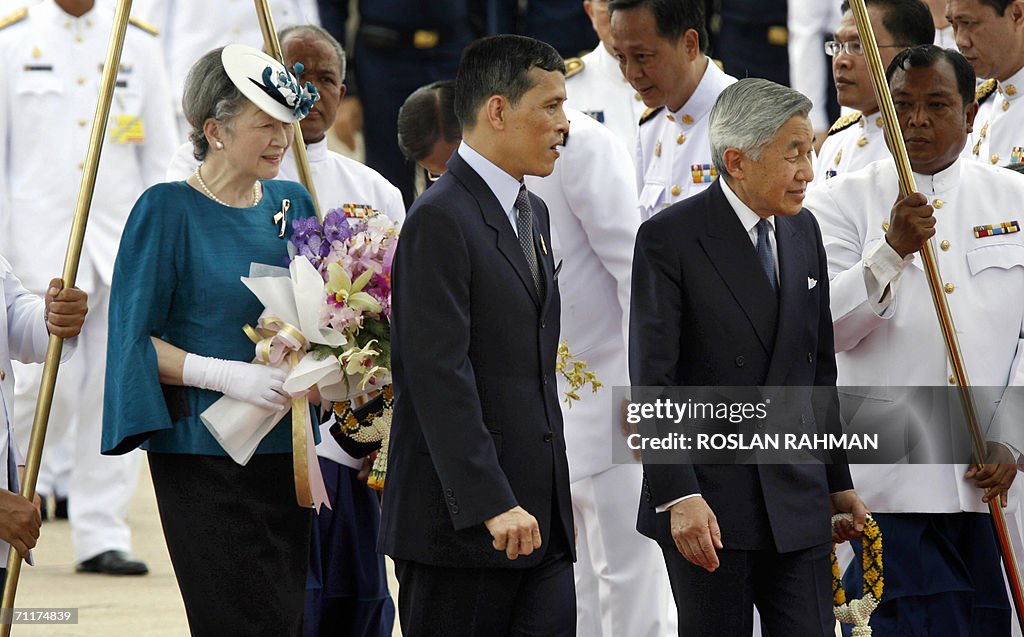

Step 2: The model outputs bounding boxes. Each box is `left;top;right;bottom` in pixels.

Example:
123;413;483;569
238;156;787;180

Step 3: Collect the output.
629;179;853;554
380;151;574;568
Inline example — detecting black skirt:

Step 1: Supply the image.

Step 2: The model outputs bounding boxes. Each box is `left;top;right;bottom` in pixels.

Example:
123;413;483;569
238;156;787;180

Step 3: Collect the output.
148;452;312;637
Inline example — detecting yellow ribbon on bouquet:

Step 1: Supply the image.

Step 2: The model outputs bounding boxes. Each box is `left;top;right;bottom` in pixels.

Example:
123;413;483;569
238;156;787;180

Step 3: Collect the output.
244;315;329;510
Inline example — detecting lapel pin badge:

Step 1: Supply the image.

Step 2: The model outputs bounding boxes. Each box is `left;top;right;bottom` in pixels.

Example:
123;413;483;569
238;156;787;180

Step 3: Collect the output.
807;277;818;290
273;198;290;237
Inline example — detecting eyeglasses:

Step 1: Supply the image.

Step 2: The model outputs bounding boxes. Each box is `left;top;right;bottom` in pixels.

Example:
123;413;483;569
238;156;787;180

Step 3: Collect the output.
824;40;909;57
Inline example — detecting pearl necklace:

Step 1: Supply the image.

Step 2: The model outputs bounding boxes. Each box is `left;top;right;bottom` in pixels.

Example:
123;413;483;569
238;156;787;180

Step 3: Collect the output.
194;165;262;207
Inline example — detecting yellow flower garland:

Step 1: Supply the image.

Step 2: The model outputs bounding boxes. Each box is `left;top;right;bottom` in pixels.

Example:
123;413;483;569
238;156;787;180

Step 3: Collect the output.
555;341;602;407
831;513;884;636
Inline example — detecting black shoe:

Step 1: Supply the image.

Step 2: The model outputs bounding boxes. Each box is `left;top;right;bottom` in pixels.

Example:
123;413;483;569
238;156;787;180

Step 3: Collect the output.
39;495;48;522
54;496;68;520
75;551;148;575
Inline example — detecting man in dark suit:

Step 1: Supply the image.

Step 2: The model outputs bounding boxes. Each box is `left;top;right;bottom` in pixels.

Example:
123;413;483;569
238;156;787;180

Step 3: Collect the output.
381;34;575;637
629;77;869;636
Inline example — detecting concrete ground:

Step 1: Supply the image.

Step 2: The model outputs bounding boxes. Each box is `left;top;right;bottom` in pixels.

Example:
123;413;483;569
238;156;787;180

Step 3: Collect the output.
7;462;401;636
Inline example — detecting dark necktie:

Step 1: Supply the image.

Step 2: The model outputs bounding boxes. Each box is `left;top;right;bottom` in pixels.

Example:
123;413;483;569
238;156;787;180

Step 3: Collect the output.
756;218;778;293
515;185;542;294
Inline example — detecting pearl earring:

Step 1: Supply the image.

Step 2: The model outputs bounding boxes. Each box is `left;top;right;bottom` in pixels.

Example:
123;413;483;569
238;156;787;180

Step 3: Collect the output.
215;141;224;150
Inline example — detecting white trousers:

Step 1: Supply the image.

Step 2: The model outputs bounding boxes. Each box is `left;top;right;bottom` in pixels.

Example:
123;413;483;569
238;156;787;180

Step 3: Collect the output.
571;463;677;637
12;284;141;562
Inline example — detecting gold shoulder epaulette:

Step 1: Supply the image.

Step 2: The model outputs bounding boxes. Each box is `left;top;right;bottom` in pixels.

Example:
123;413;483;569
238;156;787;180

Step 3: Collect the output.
0;7;28;32
976;78;997;105
564;57;584;79
828;111;862;136
128;16;158;36
639;106;663;126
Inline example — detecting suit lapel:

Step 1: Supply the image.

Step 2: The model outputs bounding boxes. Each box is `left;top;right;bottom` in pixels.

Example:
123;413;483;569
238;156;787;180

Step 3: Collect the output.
448;154;542;307
765;214;807;385
698;182;778;353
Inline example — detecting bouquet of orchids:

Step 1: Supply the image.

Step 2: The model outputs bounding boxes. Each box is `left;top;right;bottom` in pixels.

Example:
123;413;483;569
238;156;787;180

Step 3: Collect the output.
288;206;396;394
289;206;398;490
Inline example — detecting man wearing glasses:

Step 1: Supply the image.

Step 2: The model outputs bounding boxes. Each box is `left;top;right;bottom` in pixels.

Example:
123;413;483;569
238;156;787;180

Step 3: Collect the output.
811;0;934;185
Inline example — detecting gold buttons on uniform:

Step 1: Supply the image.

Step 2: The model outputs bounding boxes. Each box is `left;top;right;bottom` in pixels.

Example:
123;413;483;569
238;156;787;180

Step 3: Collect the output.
676;134;685;145
666;114;675;122
655;141;661;157
949;374;956;385
77;162;84;170
76;76;85;85
0;370;5;381
1004;101;1011;111
857;137;867;147
940;240;950;251
634;93;641;101
78;119;87;127
944;282;955;294
882;221;890;232
992;154;1000;164
933;199;943;209
682;114;694;125
74;34;83;43
1008;84;1018;96
671;185;681;196
876;118;884;127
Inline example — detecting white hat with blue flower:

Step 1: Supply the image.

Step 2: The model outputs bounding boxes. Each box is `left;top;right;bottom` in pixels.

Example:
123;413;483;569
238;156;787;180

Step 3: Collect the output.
221;43;319;123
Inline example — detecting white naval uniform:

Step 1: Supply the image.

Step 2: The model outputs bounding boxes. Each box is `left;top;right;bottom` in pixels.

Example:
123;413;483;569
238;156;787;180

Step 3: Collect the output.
807;157;1024;514
787;0;842;132
0;0;178;562
634;60;736;221
0;259;75;566
811;111;888;186
526;108;676;637
967;66;1024;167
132;0;319;134
564;45;646;160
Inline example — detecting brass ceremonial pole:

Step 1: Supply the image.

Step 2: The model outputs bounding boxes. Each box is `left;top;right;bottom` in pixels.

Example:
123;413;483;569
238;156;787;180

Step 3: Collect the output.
0;1;135;633
253;0;322;220
848;0;1024;628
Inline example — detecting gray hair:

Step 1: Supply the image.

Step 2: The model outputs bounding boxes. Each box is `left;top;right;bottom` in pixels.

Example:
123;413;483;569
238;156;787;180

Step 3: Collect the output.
279;24;347;81
182;47;249;161
709;78;812;178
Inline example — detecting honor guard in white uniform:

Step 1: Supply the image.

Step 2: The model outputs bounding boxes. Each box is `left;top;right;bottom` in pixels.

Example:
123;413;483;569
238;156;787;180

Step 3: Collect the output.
787;0;842;136
132;0;319;134
812;0;934;184
527;108;676;637
608;0;736;221
0;0;178;575
563;0;646;155
632;62;734;221
949;0;1024;166
0;260;86;571
806;46;1024;635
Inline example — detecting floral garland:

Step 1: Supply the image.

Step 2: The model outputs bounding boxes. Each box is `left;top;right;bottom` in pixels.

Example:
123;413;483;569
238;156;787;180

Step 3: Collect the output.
556;341;602;407
831;513;884;636
331;385;393;491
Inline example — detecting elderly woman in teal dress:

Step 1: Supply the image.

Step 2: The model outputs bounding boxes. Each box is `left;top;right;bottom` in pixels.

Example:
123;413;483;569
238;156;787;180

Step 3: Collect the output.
102;45;319;636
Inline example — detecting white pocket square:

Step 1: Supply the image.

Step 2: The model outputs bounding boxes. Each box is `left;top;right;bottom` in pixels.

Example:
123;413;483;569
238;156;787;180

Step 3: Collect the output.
807;277;818;290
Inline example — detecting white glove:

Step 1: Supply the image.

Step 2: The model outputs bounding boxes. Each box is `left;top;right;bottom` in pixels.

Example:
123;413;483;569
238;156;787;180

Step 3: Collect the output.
182;354;289;410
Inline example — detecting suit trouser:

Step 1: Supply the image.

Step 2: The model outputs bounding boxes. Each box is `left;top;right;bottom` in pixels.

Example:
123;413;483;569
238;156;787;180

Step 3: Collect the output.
12;284;141;562
661;541;835;636
571;463;676;637
394;526;576;637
